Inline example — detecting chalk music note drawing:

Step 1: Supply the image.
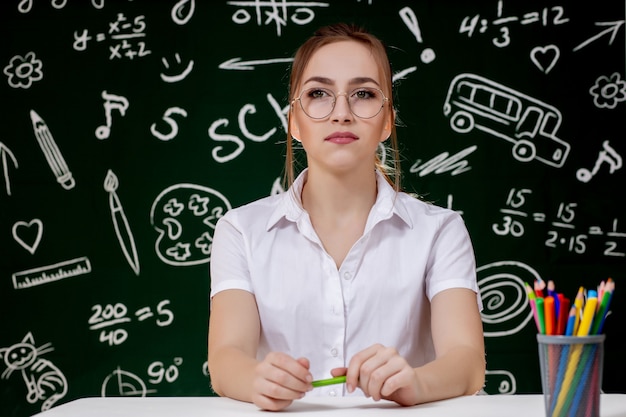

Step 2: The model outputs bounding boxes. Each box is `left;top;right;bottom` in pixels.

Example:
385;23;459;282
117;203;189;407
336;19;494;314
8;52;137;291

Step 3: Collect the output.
104;170;140;275
96;91;129;140
29;110;75;190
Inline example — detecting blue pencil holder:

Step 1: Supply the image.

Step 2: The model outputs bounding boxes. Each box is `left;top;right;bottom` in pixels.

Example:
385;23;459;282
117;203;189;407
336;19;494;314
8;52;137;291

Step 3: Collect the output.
537;334;605;417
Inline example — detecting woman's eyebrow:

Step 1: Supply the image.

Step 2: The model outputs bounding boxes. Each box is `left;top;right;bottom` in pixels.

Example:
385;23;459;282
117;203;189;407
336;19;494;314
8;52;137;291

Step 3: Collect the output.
302;76;381;87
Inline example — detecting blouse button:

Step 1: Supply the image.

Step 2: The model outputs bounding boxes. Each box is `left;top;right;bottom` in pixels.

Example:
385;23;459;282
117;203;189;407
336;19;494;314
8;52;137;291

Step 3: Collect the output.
331;348;339;357
329;389;337;397
343;271;352;280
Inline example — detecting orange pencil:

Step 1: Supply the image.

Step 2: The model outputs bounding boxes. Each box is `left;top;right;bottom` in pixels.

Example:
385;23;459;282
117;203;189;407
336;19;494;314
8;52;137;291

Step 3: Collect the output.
544;295;556;335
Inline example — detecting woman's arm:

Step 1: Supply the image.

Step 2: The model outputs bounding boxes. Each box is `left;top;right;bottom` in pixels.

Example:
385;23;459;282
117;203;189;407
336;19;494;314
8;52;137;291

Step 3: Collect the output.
337;287;485;405
208;289;313;410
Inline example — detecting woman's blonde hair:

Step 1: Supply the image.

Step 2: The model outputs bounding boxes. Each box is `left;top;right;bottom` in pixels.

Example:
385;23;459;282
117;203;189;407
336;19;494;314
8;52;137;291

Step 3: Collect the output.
284;23;401;191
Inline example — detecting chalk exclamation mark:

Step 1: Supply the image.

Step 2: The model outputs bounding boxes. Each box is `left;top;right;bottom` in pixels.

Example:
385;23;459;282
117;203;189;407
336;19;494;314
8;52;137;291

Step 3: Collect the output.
399;7;436;64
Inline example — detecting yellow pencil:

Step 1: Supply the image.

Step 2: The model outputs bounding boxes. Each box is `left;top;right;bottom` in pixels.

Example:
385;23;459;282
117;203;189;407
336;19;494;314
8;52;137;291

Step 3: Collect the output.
576;291;598;337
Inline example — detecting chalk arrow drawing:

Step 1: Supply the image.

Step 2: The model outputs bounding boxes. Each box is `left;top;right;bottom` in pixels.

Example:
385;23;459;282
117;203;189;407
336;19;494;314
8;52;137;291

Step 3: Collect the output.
573;20;624;52
219;57;294;71
12;218;43;254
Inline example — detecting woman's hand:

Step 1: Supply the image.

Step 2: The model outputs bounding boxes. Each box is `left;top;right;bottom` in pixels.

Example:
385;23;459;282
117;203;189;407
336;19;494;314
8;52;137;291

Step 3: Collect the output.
251;353;313;411
331;344;419;405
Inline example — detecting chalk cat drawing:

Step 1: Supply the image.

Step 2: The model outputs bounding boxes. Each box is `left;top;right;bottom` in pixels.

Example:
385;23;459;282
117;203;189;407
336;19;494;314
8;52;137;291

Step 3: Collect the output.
0;332;67;411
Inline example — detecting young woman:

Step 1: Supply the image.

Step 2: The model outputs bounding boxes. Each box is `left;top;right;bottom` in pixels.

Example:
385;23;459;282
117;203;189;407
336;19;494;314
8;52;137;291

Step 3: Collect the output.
208;23;485;411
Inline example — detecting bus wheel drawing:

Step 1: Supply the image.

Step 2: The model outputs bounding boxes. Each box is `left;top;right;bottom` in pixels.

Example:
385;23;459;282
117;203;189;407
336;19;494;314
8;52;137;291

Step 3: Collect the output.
512;139;536;163
450;111;474;134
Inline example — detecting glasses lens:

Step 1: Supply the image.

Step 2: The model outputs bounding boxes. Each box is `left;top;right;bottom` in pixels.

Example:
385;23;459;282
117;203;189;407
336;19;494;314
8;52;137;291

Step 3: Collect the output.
299;87;385;119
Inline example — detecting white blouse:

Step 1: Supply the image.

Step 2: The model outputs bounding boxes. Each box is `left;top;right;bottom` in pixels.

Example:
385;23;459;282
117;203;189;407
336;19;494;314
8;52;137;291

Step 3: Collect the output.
210;169;481;397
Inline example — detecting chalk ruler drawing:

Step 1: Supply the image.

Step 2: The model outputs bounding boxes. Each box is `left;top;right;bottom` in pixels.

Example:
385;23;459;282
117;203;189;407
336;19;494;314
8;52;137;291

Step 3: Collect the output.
150;184;232;266
12;257;92;290
443;73;570;168
12;218;43;254
30;110;75;190
0;333;67;412
104;170;140;275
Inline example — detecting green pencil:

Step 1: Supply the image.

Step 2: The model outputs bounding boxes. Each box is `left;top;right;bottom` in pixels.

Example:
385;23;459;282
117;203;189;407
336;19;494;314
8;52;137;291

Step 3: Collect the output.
311;376;347;387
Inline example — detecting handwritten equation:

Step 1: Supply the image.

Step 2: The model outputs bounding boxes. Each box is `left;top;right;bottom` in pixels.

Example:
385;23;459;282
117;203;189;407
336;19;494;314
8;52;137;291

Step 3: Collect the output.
88;300;174;346
492;188;625;257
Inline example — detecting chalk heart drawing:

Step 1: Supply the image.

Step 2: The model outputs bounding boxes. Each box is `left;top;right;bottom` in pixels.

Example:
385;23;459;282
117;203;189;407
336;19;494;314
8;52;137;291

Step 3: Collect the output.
150;184;232;266
530;45;560;74
12;219;43;254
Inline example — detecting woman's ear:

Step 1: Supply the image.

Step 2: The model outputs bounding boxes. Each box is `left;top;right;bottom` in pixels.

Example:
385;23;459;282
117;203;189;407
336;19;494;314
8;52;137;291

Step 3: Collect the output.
380;110;394;142
289;113;301;142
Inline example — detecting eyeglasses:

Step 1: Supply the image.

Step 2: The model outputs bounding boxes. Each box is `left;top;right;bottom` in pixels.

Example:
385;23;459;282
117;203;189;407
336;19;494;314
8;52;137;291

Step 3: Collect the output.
292;87;388;119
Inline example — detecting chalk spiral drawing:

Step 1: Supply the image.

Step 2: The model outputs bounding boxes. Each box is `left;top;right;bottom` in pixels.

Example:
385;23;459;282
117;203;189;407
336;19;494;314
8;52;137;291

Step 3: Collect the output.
0;333;67;412
171;0;195;25
3;52;43;89
150;184;232;266
150;107;188;141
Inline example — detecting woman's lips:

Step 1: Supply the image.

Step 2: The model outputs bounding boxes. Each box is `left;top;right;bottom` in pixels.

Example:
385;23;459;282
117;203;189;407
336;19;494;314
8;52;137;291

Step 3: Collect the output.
325;131;358;144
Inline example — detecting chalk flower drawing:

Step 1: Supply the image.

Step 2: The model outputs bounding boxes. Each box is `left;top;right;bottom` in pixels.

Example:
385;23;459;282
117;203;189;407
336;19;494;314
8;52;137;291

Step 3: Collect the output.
589;72;626;109
3;52;43;89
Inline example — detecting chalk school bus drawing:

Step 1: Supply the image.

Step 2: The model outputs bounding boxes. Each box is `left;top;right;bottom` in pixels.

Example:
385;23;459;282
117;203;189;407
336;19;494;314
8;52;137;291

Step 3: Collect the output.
443;73;571;168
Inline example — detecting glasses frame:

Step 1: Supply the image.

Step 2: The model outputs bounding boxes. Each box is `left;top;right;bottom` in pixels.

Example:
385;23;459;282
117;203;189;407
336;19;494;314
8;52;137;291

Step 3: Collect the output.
292;86;389;120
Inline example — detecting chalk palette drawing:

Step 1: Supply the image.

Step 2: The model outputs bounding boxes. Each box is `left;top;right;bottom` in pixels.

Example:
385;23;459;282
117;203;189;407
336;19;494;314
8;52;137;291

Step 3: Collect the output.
160;54;194;82
3;52;43;89
96;91;129;140
530;45;559;74
12;218;43;254
150;184;232;266
572;20;625;52
443;73;570;168
0;333;67;412
459;3;569;48
171;0;195;25
589;72;626;109
12;257;92;290
0;142;18;196
576;140;622;183
409;145;477;177
29;110;76;190
104;170;140;275
219;56;294;71
150;107;188;141
73;14;150;60
484;370;517;395
227;0;329;36
477;261;538;337
399;6;436;64
101;367;155;397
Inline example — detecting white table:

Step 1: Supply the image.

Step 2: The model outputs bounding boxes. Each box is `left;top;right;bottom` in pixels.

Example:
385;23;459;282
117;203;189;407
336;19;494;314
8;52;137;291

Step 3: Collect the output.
32;394;626;417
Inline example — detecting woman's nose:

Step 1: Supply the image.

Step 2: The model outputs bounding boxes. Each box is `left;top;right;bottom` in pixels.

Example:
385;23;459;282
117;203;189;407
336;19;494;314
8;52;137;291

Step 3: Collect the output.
331;93;353;122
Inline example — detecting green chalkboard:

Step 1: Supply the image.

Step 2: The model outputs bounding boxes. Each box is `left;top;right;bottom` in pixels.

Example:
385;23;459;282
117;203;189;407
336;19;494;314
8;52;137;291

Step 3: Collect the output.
1;1;624;416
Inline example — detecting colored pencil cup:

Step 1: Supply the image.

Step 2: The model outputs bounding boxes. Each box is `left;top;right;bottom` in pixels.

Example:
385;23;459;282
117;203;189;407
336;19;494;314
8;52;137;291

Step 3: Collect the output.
537;334;605;417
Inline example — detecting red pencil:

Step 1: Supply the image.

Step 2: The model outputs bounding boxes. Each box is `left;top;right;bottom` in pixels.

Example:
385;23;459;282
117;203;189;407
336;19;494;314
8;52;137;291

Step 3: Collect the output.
544;295;556;335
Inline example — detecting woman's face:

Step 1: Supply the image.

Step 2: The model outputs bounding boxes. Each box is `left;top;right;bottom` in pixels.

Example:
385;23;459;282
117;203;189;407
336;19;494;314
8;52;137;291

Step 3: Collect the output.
290;40;392;175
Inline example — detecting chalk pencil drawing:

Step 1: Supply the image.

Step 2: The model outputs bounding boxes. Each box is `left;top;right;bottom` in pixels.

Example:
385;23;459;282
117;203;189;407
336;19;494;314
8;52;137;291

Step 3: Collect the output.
30;110;75;190
0;333;67;412
150;184;232;266
443;73;570;168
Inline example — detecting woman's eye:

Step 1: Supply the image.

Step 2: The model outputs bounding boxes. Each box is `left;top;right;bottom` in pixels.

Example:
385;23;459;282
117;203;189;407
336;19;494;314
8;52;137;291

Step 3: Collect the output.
353;89;376;99
308;89;329;99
